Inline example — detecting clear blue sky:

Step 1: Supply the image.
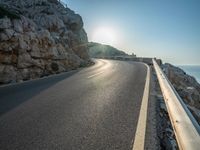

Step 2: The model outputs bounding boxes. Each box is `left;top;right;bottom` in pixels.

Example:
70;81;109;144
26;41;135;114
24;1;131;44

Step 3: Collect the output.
64;0;200;65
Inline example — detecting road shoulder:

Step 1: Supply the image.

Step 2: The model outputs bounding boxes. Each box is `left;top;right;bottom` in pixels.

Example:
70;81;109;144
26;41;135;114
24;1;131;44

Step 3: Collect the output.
144;66;161;149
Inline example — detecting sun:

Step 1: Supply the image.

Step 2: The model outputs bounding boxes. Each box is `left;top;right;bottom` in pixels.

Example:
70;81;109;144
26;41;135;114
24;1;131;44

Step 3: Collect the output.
91;27;117;46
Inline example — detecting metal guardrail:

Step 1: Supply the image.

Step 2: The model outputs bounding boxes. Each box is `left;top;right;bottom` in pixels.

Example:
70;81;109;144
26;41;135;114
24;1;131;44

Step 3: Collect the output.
153;59;200;150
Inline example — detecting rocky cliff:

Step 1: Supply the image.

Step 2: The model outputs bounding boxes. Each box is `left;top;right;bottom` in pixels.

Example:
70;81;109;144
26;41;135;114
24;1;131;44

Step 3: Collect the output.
163;64;200;124
0;0;90;84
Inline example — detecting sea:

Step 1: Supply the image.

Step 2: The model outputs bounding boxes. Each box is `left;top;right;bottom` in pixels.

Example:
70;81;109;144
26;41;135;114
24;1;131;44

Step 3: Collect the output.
178;65;200;84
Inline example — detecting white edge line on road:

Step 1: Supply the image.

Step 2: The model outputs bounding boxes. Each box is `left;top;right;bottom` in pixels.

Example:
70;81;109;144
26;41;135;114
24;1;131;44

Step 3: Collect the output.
132;64;150;150
87;71;104;78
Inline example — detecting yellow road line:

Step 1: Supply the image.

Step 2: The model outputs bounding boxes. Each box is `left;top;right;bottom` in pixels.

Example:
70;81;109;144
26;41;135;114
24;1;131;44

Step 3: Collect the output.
132;64;150;150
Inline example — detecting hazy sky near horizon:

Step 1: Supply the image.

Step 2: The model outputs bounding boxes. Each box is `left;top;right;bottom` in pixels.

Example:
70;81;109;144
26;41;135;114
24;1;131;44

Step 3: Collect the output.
64;0;200;65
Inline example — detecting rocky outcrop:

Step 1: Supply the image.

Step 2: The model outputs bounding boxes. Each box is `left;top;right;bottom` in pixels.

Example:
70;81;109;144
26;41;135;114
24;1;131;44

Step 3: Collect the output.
0;0;90;84
163;63;200;124
88;42;129;58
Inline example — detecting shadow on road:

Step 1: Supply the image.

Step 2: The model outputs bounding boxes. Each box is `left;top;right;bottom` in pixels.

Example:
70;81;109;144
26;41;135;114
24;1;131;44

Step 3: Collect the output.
0;70;79;116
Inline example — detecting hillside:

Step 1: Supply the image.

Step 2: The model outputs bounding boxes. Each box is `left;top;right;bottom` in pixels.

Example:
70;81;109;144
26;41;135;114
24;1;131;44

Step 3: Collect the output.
88;42;130;58
0;0;90;84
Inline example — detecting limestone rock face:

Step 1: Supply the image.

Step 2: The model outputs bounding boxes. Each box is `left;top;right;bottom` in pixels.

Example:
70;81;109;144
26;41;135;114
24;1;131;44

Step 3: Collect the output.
0;0;90;84
163;63;200;123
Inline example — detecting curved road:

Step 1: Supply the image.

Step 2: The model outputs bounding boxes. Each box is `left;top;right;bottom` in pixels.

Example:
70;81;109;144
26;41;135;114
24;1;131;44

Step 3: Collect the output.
0;59;148;150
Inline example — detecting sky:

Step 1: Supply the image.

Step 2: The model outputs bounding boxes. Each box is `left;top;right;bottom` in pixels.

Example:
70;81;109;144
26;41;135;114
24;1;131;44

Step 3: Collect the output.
64;0;200;65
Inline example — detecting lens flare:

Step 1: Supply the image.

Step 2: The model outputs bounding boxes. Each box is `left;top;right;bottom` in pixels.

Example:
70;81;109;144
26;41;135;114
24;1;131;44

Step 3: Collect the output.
91;27;117;46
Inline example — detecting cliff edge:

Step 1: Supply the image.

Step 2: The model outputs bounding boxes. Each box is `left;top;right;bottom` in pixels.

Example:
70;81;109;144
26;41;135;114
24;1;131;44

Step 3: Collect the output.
0;0;90;84
163;63;200;124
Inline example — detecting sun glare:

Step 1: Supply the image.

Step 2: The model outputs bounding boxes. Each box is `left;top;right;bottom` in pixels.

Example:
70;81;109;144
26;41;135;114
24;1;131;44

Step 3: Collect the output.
91;27;117;46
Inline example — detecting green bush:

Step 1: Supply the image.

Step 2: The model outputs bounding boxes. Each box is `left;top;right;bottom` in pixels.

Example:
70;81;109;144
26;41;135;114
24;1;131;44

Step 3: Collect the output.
0;5;20;19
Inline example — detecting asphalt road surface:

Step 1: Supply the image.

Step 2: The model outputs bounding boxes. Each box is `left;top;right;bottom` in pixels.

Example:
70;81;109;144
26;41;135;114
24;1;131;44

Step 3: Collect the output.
0;59;148;150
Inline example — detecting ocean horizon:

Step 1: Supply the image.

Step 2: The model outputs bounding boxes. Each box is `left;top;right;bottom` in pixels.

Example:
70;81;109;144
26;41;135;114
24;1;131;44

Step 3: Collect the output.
178;65;200;84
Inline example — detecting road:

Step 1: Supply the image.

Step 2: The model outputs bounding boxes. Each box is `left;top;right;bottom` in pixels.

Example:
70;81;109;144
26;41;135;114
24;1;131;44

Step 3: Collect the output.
0;59;148;150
